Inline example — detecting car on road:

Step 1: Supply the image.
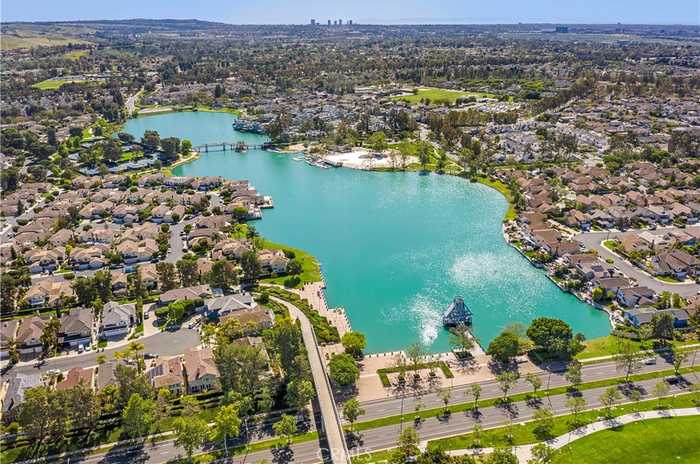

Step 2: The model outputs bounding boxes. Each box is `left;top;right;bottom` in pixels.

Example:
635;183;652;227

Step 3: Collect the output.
643;357;656;365
144;352;159;359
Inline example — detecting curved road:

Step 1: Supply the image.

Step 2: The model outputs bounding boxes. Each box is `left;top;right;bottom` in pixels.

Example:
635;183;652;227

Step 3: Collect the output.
576;230;699;298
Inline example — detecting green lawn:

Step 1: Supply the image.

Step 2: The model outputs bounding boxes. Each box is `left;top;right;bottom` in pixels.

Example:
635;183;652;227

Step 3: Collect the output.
576;335;696;360
428;392;700;452
392;87;496;105
260;239;322;287
656;275;683;283
552;416;700;464
32;79;74;90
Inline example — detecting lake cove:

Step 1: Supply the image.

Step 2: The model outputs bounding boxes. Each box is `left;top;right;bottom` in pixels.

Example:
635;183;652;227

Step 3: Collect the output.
124;111;611;353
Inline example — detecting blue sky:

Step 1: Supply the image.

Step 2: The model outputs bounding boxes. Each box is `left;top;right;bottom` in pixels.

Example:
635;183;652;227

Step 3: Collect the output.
2;0;699;25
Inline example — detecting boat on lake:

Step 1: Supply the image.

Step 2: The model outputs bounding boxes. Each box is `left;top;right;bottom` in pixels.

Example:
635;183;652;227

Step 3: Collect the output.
443;296;473;327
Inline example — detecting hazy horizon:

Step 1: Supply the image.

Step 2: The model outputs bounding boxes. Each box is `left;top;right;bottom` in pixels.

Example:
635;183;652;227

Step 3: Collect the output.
2;0;699;26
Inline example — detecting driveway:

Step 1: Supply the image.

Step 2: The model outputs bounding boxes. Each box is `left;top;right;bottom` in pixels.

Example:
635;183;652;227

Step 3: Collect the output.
576;229;700;298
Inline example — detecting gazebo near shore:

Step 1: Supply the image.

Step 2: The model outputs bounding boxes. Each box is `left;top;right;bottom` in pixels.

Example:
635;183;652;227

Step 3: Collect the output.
442;296;473;327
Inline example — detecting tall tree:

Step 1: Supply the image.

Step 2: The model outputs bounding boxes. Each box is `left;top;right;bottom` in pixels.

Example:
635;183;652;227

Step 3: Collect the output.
212;403;241;458
342;398;365;432
273;414;297;446
122;393;155;439
156;262;178;291
613;340;644;383
173;416;208;462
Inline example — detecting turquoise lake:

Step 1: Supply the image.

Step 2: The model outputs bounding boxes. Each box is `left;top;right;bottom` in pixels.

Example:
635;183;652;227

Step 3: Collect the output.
124;111;611;353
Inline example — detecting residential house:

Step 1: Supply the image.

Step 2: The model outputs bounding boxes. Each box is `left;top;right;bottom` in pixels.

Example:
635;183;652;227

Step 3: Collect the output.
59;308;94;348
56;367;94;391
147;356;185;395
616;286;656;308
99;301;137;340
158;285;213;306
0;320;19;359
2;373;42;413
203;293;256;318
624;308;690;328
220;305;274;335
257;249;290;275
25;278;75;308
651;251;700;280
182;347;220;393
15;316;48;358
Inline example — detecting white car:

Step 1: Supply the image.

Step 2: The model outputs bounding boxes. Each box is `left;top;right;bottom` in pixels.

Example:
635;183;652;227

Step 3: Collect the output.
643;357;656;365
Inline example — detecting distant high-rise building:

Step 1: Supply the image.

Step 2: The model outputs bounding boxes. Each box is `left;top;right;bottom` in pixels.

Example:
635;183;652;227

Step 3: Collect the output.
555;26;569;33
333;20;338;25
348;20;353;25
338;19;343;25
327;19;331;26
310;19;316;25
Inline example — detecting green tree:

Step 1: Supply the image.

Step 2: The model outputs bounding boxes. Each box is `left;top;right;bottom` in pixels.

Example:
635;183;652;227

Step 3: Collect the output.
390;427;419;463
40;317;61;357
468;383;482;410
564;360;583;390
181;139;193;154
286;378;315;411
341;331;366;359
173;416;208;462
177;258;199;287
528;443;555;464
273;414;297;445
208;260;238;290
161;137;181;163
525;373;542;400
653;380;670;408
214;341;267;395
485;448;518;464
526;317;576;358
671;346;688;377
532;406;555;440
328;353;359;387
212;403;241;457
487;331;520;364
122;393;155;439
599;386;621;418
156;262;177;291
496;371;519;401
651;312;674;341
566;396;586;428
368;131;388;152
240;251;261;282
613;340;644;383
342;398;365;432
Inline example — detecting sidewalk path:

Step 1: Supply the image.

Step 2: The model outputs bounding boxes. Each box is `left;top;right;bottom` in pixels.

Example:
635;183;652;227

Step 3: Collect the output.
446;407;700;463
271;296;350;464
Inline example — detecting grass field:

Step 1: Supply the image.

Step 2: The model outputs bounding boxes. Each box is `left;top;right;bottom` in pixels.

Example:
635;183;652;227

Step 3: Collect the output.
552;416;700;464
391;87;496;105
64;49;89;60
32;79;82;90
576;335;696;360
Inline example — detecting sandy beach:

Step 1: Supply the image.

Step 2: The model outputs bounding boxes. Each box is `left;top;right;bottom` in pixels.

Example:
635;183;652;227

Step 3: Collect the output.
324;147;416;170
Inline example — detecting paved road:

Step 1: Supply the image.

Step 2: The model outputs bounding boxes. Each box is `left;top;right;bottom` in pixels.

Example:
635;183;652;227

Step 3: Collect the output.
356;350;698;421
576;229;700;297
9;327;200;376
272;296;350;464
63;368;698;464
165;221;186;263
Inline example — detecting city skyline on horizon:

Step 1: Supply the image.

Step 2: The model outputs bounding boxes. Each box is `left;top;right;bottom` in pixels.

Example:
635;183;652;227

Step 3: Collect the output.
2;0;699;25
